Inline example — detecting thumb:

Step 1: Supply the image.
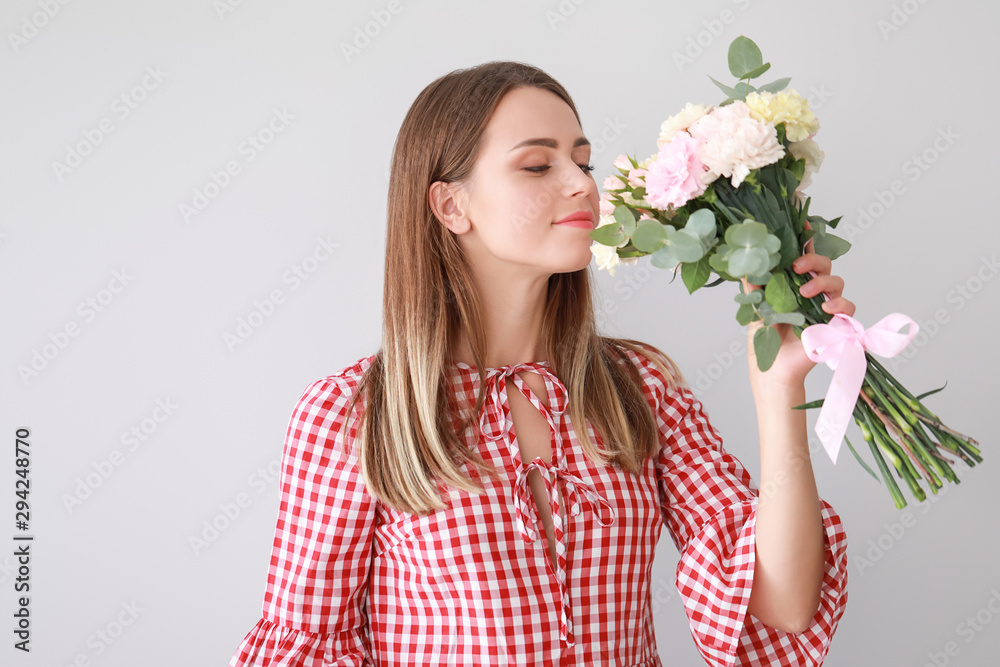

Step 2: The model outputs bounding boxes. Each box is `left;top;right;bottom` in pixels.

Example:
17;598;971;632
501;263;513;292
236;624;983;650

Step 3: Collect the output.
741;276;763;293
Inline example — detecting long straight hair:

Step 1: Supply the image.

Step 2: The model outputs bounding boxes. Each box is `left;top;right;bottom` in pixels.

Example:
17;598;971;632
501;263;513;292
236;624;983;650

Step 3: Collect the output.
344;60;686;515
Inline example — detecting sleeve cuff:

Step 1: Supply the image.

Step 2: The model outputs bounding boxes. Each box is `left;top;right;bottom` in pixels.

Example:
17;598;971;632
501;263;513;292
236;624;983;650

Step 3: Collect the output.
676;498;849;667
228;616;373;667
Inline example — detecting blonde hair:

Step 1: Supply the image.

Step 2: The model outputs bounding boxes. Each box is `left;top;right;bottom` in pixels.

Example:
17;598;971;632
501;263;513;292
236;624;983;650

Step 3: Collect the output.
345;61;687;514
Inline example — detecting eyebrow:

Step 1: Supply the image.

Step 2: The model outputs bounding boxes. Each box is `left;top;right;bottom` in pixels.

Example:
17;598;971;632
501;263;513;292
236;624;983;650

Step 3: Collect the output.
508;137;591;152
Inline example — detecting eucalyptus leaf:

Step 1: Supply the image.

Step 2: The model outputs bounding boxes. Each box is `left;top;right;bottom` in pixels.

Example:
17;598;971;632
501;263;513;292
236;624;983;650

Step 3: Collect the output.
757;77;791;93
725;219;769;247
650;246;680;270
614;204;636;237
734;282;763;304
742;62;771;80
736;303;756;326
684;209;718;245
757;300;776;320
632;219;668;253
590;223;625;246
768;311;806;326
728;35;764;79
753;325;781;371
708;75;740;99
708;252;730;276
762;234;782;255
728;247;771;277
664;227;706;263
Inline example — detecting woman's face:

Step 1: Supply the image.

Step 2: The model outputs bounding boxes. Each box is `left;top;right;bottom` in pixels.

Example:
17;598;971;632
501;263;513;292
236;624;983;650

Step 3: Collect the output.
444;86;600;275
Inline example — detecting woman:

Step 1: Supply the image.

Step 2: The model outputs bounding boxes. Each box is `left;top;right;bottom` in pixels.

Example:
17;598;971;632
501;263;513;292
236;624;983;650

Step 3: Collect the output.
228;61;852;666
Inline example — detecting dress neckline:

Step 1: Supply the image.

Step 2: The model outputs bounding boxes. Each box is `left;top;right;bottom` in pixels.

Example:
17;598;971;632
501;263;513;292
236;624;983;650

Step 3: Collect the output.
448;359;552;374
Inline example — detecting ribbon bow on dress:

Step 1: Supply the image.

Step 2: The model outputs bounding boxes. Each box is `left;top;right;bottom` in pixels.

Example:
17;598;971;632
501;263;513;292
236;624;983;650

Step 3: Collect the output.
474;361;617;646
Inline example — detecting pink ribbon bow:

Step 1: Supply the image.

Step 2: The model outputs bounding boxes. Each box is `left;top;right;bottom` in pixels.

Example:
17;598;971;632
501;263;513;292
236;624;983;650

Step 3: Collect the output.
800;312;919;464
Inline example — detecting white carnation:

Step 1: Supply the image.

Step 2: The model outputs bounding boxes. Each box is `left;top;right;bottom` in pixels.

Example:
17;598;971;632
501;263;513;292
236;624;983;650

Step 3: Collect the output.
657;103;710;148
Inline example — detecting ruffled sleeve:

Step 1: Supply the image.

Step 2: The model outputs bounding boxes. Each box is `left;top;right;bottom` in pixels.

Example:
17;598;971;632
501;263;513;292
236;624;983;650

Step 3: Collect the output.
228;376;377;667
653;380;849;667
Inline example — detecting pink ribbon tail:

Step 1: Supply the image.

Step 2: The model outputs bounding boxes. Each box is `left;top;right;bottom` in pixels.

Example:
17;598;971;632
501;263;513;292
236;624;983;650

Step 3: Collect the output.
800;313;919;464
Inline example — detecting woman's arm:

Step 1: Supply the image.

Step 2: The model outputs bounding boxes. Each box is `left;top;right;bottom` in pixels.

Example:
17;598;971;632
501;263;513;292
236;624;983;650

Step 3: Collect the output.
746;379;824;633
228;375;377;666
743;241;856;634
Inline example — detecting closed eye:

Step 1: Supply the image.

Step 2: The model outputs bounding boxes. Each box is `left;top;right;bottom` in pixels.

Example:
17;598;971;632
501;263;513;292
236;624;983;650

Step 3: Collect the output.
525;164;596;174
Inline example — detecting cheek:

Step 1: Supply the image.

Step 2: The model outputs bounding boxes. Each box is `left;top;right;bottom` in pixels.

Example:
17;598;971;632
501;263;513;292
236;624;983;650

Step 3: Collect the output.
505;182;555;235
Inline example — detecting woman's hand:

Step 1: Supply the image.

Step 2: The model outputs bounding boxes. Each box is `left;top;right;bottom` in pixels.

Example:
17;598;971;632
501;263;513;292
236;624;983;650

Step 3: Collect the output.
742;220;857;390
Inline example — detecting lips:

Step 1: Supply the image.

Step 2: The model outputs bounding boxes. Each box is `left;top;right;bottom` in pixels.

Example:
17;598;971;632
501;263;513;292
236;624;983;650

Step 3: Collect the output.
554;211;595;229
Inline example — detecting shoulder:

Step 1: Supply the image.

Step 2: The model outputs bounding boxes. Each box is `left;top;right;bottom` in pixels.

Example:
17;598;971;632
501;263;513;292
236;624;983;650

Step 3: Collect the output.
602;338;707;437
287;351;380;456
301;350;379;395
602;338;688;402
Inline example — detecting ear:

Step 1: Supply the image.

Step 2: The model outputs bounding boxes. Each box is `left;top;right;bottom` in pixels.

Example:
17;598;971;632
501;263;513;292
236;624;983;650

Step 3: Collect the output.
428;180;471;234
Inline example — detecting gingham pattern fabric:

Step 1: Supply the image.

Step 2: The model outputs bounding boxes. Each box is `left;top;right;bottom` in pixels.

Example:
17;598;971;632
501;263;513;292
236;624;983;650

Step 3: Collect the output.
228;347;848;666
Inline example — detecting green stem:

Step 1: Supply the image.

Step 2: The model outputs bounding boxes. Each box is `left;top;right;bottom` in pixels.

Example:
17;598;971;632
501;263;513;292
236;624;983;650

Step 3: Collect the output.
864;367;958;482
867;354;981;449
857;405;906;509
859;404;914;507
858;385;933;489
861;378;943;491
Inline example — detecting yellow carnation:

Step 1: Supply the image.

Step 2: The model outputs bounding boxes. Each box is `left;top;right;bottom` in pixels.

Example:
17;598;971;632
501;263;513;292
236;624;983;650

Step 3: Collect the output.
745;89;819;142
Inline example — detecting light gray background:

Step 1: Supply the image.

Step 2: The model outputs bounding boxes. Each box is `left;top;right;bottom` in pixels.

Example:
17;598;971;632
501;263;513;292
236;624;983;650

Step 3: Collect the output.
2;0;998;665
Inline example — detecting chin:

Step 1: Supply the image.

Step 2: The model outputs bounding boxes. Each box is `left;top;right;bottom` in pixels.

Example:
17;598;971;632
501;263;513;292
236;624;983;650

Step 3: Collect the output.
551;250;594;275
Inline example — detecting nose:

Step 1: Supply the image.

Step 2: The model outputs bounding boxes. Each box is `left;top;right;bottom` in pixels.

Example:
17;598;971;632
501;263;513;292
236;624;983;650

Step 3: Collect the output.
557;161;597;200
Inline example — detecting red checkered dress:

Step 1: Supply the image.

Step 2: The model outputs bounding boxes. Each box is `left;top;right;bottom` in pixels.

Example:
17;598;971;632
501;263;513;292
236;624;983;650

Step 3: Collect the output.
229;346;848;666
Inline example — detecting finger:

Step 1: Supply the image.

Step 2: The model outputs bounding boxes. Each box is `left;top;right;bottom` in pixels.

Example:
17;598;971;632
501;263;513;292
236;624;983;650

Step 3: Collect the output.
792;253;832;276
820;296;856;317
800;274;845;299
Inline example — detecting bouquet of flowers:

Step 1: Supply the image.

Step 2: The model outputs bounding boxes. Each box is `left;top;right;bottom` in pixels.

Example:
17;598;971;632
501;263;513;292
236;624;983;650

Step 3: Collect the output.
591;35;981;509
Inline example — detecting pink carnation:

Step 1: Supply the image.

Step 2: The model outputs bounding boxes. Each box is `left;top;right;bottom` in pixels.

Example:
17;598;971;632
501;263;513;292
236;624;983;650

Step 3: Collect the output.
626;168;647;188
599;192;615;216
643;131;708;209
687;101;784;188
603;174;626;190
